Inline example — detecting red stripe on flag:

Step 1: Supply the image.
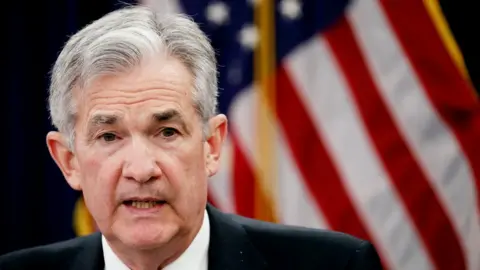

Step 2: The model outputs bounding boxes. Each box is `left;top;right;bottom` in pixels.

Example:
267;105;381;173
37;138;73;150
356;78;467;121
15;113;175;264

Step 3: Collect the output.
325;16;466;270
276;66;370;240
231;132;256;218
379;0;480;212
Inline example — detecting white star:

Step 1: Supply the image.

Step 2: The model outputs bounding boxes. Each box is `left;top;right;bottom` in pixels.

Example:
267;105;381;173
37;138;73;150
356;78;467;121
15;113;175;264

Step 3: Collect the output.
279;0;302;20
238;24;259;50
205;1;229;26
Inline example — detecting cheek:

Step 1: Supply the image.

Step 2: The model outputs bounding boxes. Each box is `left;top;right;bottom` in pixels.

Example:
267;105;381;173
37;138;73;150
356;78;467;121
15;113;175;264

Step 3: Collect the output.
176;142;208;198
79;154;123;212
162;140;207;193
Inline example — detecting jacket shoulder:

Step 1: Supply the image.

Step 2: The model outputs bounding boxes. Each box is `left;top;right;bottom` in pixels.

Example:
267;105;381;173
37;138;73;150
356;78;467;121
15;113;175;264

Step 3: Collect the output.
0;233;101;269
230;214;382;269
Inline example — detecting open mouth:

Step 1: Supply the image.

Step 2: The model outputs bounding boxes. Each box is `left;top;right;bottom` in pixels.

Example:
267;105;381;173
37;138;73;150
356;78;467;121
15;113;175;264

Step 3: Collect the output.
123;200;166;209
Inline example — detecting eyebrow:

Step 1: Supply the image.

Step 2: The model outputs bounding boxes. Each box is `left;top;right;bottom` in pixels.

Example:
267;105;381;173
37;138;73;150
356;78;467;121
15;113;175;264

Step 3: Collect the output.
86;113;121;139
152;109;190;135
85;109;190;138
89;114;119;126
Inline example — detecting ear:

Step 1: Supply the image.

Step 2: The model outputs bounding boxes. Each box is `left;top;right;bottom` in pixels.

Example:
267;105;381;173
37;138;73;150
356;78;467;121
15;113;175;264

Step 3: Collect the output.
205;114;228;177
46;131;82;190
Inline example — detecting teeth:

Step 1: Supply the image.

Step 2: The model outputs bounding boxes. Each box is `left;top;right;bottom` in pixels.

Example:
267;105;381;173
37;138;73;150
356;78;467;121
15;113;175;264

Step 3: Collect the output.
131;201;157;208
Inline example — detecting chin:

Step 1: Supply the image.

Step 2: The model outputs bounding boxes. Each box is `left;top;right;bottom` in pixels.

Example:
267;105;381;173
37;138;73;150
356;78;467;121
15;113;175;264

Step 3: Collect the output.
118;222;179;250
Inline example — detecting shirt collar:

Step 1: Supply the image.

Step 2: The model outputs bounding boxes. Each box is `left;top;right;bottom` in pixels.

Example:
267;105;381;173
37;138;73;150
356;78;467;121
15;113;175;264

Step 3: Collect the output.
102;209;210;270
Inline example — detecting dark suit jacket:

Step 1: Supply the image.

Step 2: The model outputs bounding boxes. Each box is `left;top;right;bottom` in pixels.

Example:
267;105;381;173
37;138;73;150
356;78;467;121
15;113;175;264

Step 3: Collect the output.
0;204;383;269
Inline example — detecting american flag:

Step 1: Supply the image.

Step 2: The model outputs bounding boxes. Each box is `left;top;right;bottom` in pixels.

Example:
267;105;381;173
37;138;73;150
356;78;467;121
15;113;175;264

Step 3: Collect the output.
140;0;480;269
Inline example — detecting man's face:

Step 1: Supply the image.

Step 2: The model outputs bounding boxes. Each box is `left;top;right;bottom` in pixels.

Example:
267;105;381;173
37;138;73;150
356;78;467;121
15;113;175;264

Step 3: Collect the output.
47;55;227;250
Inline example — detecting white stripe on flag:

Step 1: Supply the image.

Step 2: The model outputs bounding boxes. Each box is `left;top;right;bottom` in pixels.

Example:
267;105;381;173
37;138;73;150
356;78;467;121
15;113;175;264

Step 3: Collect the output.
229;87;328;229
284;35;433;270
276;122;329;229
348;1;480;269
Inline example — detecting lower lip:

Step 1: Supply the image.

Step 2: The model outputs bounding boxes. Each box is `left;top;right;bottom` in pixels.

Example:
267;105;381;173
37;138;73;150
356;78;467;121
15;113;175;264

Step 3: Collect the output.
122;203;166;214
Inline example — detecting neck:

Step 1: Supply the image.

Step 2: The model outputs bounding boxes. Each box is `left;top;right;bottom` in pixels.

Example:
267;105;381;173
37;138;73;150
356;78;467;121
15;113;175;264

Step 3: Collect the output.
104;220;203;270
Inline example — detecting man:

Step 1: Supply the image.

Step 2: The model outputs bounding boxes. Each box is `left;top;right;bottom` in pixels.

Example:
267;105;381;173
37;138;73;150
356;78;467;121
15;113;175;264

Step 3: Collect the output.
0;5;383;270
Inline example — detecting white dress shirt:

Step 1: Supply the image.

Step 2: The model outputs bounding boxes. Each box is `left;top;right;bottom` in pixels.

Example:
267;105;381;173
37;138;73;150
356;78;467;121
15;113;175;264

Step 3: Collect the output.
102;210;210;270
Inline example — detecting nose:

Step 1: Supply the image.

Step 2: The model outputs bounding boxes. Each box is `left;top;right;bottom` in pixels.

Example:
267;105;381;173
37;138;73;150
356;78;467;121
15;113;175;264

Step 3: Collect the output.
122;139;162;183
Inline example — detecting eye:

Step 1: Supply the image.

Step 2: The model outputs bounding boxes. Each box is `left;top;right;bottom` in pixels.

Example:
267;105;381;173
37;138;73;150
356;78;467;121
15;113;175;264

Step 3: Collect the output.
98;132;117;142
160;128;178;138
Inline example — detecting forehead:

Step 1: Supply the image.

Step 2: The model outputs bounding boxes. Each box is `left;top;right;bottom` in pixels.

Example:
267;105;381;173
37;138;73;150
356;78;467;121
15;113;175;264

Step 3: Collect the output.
75;56;195;122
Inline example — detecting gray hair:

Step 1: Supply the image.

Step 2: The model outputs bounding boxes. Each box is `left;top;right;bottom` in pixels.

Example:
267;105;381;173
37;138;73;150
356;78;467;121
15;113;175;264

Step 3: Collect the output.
48;5;218;148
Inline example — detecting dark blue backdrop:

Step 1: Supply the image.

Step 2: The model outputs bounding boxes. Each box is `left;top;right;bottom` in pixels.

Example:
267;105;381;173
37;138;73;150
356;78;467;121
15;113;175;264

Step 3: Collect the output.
1;0;478;256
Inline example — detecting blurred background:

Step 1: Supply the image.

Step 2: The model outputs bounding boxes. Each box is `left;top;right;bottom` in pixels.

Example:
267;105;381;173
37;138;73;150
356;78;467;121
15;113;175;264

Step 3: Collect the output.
2;0;480;269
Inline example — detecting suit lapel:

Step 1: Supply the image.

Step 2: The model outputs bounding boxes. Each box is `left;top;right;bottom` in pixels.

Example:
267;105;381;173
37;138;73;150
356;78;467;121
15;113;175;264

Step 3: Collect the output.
70;232;105;270
206;204;267;270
